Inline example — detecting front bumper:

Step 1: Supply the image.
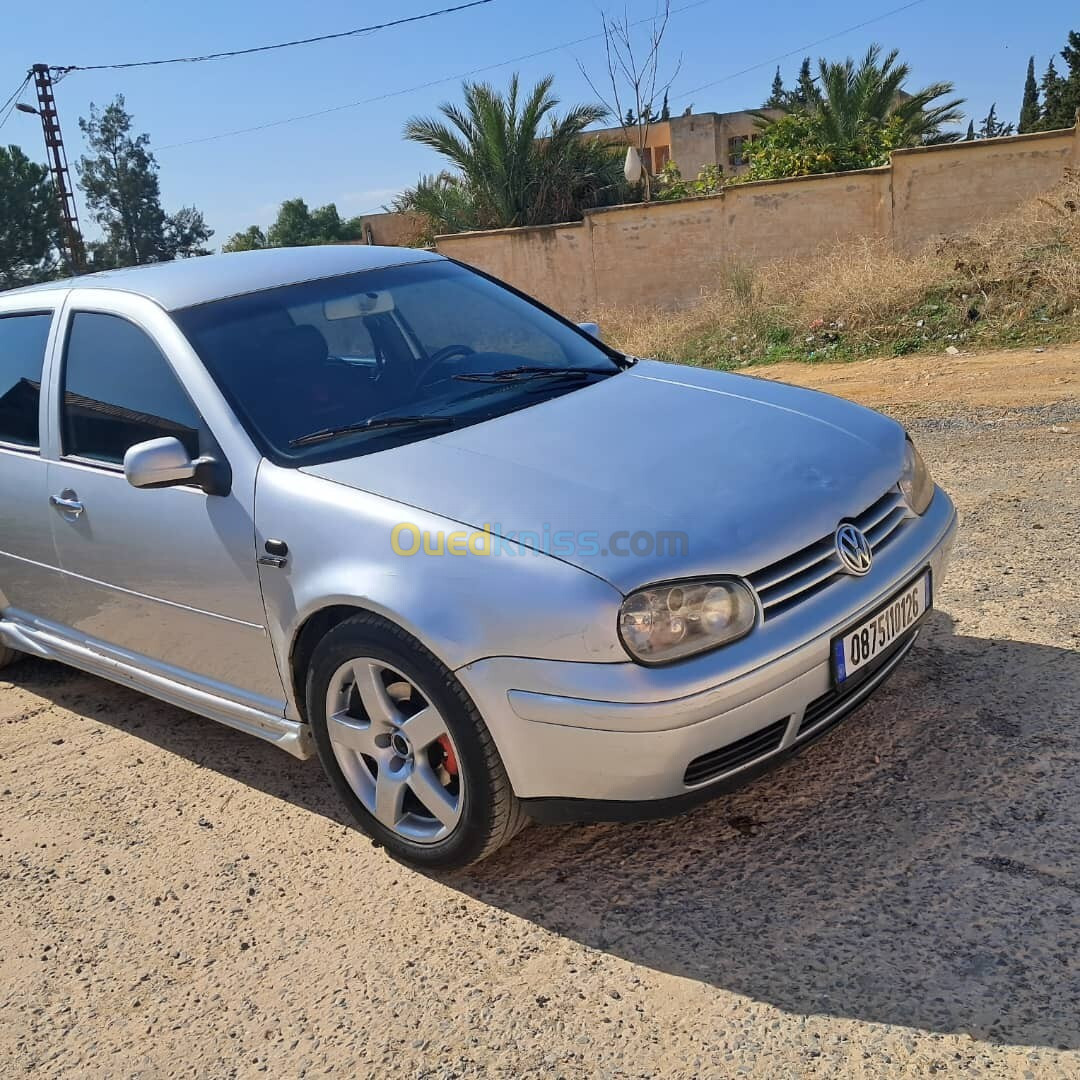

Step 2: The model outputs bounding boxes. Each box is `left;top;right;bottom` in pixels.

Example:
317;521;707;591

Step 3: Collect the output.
455;487;957;818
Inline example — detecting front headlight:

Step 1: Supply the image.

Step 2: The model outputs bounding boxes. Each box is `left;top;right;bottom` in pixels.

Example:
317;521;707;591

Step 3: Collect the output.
618;579;757;664
900;437;934;515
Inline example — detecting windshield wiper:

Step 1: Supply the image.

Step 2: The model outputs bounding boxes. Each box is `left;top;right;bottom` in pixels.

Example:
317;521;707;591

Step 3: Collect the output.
288;415;456;448
452;365;609;383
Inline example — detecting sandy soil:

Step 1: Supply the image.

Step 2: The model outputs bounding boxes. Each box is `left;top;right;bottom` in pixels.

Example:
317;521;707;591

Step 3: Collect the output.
759;342;1080;417
2;345;1079;1078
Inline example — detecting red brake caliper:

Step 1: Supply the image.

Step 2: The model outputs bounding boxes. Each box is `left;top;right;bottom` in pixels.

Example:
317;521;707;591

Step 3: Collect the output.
436;735;458;778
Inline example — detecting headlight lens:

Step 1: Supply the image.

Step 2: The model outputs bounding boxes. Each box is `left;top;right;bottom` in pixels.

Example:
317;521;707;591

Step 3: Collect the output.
899;438;934;514
618;579;757;664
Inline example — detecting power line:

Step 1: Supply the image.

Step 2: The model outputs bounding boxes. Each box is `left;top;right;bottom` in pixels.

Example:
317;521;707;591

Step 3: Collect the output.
0;73;32;132
50;0;497;74
675;0;930;100
156;0;717;153
0;74;30;115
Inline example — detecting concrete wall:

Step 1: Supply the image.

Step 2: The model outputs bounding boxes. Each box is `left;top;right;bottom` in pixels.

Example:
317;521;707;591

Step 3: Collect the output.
436;121;1080;317
352;211;428;247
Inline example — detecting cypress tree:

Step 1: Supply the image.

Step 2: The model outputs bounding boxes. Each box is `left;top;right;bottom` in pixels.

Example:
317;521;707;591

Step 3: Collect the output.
794;57;816;107
1018;56;1040;132
964;120;975;141
1061;30;1080;124
977;103;1014;139
1038;58;1067;130
763;66;786;108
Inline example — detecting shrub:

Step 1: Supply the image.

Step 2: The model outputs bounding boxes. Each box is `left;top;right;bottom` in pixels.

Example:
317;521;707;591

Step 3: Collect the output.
654;161;725;201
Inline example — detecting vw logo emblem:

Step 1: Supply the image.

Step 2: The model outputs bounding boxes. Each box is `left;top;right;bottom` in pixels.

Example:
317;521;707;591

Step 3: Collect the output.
835;523;873;576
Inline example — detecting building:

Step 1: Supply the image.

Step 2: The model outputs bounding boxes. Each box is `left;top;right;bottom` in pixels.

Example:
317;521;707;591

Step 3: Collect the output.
589;107;783;179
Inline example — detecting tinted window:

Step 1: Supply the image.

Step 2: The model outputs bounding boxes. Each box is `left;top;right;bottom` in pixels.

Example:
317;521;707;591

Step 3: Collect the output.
174;260;621;465
0;312;52;448
62;312;202;464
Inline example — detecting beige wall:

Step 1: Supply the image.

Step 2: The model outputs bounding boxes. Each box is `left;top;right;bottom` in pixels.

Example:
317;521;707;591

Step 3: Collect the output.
890;130;1078;252
350;211;428;248
436;122;1079;317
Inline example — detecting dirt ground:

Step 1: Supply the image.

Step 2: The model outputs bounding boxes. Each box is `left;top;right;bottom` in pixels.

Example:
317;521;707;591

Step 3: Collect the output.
2;344;1079;1078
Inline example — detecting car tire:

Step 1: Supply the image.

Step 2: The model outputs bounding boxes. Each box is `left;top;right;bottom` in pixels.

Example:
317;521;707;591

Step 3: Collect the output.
306;612;527;870
0;644;23;670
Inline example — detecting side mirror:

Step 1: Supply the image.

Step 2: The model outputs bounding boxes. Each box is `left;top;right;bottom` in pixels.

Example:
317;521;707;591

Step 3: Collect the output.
124;437;231;496
578;321;603;341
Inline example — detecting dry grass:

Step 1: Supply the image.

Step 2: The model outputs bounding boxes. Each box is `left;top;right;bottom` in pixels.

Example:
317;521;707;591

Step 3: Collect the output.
600;171;1080;368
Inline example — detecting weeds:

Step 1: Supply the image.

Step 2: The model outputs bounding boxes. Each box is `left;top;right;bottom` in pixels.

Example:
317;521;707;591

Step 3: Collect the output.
599;170;1080;368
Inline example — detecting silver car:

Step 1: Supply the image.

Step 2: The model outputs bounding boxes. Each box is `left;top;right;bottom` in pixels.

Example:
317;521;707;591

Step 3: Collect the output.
0;247;956;868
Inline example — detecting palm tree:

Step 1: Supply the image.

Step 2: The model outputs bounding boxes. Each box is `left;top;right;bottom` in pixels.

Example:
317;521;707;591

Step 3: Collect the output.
389;172;480;243
804;45;965;147
403;74;616;229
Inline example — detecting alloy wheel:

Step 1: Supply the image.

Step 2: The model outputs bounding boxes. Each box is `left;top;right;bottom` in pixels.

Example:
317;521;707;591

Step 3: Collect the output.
325;658;463;843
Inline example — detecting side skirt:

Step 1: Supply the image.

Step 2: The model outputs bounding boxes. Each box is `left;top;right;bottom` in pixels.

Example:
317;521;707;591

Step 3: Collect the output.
0;616;314;760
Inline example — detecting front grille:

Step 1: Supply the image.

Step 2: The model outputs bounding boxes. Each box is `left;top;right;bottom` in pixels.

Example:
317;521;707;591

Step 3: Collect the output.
749;489;911;620
683;717;789;786
797;626;920;738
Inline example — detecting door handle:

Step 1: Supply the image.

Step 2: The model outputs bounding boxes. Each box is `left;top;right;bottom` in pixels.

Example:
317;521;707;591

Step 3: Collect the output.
50;493;85;517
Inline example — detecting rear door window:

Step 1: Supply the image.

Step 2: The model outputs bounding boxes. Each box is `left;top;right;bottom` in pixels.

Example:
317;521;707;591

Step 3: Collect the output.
0;311;52;448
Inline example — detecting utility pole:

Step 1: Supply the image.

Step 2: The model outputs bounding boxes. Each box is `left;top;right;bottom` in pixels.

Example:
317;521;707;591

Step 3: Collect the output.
26;64;86;274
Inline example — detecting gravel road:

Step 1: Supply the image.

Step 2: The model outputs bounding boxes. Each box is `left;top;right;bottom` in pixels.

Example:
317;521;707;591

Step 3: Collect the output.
2;346;1079;1078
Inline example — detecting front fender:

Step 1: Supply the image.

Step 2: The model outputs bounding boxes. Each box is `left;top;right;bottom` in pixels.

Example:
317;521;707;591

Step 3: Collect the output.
254;462;626;717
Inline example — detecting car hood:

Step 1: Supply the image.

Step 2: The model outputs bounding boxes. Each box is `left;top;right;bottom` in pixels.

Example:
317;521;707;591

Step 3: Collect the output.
301;360;907;593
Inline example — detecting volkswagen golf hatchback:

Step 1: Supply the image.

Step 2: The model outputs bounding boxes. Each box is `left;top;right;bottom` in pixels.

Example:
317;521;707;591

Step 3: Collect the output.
0;247;956;868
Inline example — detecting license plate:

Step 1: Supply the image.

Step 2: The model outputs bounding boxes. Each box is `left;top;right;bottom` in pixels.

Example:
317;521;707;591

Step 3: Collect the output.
832;571;931;683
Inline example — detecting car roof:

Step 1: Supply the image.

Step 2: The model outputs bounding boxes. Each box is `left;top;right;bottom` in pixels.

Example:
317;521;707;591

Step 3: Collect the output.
4;245;443;312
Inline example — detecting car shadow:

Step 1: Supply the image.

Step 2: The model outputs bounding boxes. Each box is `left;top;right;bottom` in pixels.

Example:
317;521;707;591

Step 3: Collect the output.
8;610;1080;1047
452;610;1080;1048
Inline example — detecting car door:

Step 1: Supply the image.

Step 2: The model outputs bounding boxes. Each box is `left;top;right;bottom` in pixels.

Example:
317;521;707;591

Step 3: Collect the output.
44;290;285;713
0;301;64;624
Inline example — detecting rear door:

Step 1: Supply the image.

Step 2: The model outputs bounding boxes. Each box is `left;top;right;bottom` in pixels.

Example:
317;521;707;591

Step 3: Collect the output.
44;291;285;712
0;300;63;623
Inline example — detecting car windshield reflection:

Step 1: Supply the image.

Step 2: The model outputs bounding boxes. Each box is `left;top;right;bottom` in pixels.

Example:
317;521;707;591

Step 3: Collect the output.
173;260;622;464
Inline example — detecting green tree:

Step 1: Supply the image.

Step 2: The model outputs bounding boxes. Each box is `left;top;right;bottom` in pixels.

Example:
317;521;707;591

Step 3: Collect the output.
403;74;616;229
977;103;1014;139
264;198;364;247
964;119;976;141
222;225;267;252
763;67;786;108
536;134;634;224
77;96;211;266
793;57;815;107
1057;30;1080;127
742;109;906;180
163;206;214;259
1038;58;1067;130
391;172;480;242
266;198;314;247
808;46;964;148
0;145;62;289
224;199;365;252
660;90;671;121
1019;56;1040;132
748;45;964;180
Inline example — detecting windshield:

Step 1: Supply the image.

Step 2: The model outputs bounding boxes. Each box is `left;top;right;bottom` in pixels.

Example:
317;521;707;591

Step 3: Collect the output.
172;259;622;464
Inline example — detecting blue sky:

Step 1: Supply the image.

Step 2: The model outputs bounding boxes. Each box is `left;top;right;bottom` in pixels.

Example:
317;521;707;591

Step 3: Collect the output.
1;0;1074;246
